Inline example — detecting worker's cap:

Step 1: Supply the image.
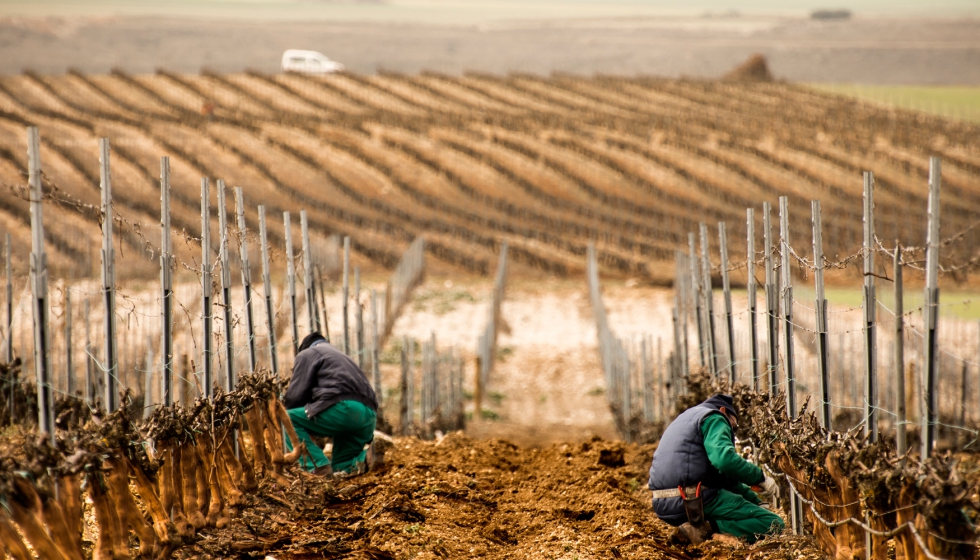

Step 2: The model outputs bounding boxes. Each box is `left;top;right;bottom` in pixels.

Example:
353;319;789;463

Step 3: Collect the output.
703;394;738;421
298;332;327;353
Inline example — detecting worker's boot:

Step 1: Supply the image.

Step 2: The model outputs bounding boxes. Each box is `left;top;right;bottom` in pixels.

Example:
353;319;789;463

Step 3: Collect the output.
671;522;713;545
312;464;334;478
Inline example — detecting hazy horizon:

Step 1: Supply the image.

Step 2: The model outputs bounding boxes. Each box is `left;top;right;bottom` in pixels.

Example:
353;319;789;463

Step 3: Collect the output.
1;0;977;24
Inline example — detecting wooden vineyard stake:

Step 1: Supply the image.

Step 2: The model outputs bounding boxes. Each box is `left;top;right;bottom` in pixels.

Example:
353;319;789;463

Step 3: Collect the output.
161;157;174;406
283;212;299;355
862;173;878;442
620;338;631;441
84;298;93;403
812;201;831;430
672;252;689;381
371;289;380;399
235;187;257;373
699;223;718;377
99;137;119;412
381;237;426;347
355;267;364;369
27;126;54;438
778;196;801;535
65;288;73;396
258;206;278;374
688;233;705;368
428;332;438;427
300;211;317;334
400;340;409;429
404;337;415;434
893;248;908;462
217;181;235;392
746;208;759;390
922;157;941;459
718;222;736;384
4;232;11;364
778;197;796;416
673;250;689;380
656;336;663;421
343;236;351;356
477;241;508;392
201;178;213;397
671;301;681;401
420;339;431;426
763;201;779;396
670;258;681;380
641;336;652;422
143;335;154;418
316;266;330;342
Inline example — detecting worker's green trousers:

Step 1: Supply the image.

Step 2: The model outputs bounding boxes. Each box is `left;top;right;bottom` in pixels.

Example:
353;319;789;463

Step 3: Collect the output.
285;400;376;474
705;490;785;543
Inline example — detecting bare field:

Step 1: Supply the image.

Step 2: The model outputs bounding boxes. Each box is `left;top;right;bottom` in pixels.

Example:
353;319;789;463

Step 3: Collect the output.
1;70;979;288
1;15;980;83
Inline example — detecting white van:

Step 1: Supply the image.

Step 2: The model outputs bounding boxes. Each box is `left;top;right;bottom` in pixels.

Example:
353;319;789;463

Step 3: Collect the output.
281;50;345;74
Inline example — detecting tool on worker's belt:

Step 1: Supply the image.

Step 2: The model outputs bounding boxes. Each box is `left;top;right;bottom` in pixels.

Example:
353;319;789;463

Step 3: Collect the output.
679;482;705;526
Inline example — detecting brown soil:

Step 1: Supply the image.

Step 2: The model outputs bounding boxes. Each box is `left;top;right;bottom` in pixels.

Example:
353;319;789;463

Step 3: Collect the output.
175;433;825;559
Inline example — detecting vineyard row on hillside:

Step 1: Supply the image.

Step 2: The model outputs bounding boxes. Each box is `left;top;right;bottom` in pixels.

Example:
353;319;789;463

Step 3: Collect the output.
0;70;978;283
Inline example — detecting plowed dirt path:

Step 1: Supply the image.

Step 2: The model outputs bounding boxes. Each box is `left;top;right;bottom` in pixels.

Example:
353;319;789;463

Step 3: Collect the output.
177;434;825;559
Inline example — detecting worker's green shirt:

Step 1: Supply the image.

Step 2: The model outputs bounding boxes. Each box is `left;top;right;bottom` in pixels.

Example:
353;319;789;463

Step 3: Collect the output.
701;414;764;504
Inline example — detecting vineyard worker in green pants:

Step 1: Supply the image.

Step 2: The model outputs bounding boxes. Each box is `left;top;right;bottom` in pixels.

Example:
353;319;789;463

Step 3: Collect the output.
648;394;784;544
283;332;378;476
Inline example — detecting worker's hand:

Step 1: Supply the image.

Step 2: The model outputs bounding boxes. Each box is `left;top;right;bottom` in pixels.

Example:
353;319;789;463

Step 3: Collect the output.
756;475;778;499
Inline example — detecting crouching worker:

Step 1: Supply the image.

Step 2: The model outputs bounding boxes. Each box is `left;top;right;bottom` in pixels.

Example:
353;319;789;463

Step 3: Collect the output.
648;394;784;544
283;332;379;476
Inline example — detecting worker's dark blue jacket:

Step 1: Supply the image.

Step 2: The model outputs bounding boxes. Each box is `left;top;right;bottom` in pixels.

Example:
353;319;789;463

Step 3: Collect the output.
648;396;737;525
